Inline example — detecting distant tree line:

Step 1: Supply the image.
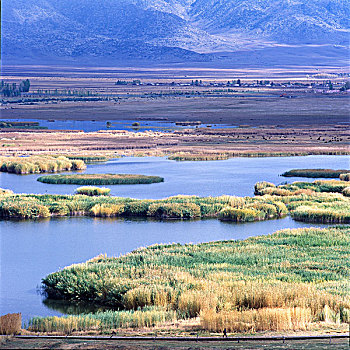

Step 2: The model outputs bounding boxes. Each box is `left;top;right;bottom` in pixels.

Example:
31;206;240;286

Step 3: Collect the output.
1;79;30;97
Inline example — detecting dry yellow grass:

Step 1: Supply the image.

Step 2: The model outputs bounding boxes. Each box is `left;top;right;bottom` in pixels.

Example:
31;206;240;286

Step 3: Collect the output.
0;313;21;335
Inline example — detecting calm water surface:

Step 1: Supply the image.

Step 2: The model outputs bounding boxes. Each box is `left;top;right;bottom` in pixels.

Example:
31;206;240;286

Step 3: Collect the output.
1;155;349;198
2;118;233;132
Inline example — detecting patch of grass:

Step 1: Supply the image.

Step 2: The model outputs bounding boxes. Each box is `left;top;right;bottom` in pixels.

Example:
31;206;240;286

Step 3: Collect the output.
0;156;86;174
282;169;349;178
37;174;164;185
76;186;111;196
39;226;350;332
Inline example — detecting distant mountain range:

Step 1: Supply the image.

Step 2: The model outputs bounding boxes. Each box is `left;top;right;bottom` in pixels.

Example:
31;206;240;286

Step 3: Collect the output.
2;0;349;66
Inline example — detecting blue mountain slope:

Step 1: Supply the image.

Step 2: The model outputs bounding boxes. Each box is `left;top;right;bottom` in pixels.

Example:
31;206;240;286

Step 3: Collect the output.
2;0;349;65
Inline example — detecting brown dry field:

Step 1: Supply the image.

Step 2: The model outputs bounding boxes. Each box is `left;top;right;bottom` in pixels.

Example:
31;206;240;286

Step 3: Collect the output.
2;94;350;127
0;337;348;350
0;124;349;157
1;65;350;126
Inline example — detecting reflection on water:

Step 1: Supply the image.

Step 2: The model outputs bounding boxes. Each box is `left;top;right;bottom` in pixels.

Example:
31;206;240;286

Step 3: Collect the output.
43;299;115;315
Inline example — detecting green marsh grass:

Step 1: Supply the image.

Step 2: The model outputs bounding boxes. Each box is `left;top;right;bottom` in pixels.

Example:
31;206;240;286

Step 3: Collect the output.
76;186;111;196
0;181;348;222
37;174;164;185
38;226;350;332
282;169;349;178
63;155;110;163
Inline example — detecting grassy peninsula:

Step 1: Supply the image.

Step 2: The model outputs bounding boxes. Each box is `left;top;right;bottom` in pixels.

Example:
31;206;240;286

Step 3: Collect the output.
27;226;350;333
0;156;86;174
37;174;164;185
0;180;349;223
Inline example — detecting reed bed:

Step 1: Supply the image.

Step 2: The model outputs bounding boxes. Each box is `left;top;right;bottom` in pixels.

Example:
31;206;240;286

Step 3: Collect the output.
255;180;350;196
38;226;350;333
282;169;349;178
0;192;289;221
0;313;22;335
200;307;313;332
255;180;350;223
167;151;350;162
291;203;350;224
63;155;111;163
0;181;347;222
28;308;176;333
75;186;111;196
0;156;86;174
168;153;229;161
37;174;164;185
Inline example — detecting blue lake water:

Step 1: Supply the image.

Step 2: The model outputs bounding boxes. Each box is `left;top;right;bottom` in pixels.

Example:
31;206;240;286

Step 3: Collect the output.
1;118;233;132
0;155;348;198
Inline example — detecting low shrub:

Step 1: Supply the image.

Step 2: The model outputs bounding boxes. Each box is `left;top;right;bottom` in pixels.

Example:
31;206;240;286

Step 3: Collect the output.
340;173;350;181
342;187;350;197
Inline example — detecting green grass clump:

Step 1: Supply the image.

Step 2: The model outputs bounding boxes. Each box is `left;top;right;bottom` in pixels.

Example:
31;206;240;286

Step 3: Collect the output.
61;155;111;163
147;202;201;219
282;169;349;178
37;173;164;185
40;226;350;332
219;207;264;222
254;181;276;195
0;196;50;219
0;156;86;174
76;186;111;196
